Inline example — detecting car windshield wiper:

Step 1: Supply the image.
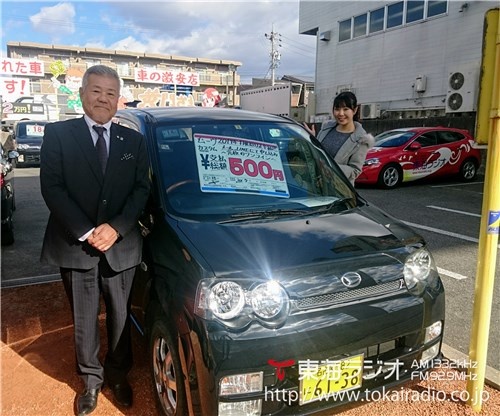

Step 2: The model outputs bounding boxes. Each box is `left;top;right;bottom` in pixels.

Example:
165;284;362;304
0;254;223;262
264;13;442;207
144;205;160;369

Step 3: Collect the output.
218;208;308;224
316;197;356;214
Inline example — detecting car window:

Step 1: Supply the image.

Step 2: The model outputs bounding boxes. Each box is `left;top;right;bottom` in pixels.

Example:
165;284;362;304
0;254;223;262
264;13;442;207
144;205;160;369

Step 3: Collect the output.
152;120;354;219
374;131;414;147
414;132;437;147
436;130;464;144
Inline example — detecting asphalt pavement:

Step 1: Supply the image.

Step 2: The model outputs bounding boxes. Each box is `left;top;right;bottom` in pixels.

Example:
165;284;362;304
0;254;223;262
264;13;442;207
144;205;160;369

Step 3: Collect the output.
1;167;499;407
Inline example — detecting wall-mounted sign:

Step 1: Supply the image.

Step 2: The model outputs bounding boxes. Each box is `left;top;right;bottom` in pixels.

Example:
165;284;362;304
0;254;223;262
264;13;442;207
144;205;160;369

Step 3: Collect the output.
135;68;200;86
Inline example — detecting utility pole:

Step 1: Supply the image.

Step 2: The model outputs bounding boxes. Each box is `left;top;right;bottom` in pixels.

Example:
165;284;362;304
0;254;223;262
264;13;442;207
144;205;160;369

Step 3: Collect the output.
265;26;281;86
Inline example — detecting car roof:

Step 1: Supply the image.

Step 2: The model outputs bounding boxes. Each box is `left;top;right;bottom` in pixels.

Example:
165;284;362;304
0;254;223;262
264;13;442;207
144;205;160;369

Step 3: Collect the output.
15;120;51;127
116;107;295;124
16;119;50;124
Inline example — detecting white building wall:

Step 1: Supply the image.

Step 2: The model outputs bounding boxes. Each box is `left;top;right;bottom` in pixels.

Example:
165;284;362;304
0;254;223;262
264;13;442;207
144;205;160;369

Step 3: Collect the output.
299;0;494;117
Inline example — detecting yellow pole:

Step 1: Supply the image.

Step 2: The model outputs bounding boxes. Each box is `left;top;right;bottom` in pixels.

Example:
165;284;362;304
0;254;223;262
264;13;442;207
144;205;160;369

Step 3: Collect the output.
466;9;500;412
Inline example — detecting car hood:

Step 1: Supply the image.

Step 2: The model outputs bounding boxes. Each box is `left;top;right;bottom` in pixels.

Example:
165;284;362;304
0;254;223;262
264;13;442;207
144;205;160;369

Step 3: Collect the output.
176;205;422;276
17;137;42;147
366;146;402;157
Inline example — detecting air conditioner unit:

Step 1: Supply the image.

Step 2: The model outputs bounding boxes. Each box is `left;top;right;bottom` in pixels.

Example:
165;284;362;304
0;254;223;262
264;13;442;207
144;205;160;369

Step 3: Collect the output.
360;103;380;119
445;65;479;113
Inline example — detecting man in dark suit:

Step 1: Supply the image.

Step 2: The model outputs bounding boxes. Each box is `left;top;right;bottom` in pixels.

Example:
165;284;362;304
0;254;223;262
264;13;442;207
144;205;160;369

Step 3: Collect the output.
40;65;150;416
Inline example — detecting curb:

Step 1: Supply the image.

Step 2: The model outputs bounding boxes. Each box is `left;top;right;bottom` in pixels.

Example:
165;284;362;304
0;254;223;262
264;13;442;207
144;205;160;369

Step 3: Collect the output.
441;343;500;390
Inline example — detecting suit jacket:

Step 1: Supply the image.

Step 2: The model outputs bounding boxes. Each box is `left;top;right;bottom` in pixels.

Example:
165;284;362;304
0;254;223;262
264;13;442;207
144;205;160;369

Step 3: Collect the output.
40;116;150;271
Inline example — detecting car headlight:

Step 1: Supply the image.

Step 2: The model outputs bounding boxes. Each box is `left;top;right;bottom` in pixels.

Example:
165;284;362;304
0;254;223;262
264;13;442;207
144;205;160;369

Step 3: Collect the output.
364;157;380;166
403;248;436;291
208;281;245;320
17;144;30;150
251;281;288;319
195;279;290;328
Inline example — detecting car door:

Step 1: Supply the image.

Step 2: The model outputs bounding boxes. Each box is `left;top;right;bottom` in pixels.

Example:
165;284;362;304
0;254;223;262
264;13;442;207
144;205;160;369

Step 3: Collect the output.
434;130;468;175
405;131;441;181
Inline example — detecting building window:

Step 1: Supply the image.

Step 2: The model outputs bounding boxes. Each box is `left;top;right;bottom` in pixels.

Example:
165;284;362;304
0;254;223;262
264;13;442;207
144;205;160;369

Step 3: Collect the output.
387;1;404;29
337;0;447;41
406;1;425;23
427;0;447;17
116;62;131;77
339;19;352;42
31;81;41;93
353;14;368;38
85;59;101;67
369;7;385;33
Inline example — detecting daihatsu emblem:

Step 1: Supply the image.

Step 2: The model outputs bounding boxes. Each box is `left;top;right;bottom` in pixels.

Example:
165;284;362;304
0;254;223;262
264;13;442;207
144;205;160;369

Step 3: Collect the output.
341;272;362;288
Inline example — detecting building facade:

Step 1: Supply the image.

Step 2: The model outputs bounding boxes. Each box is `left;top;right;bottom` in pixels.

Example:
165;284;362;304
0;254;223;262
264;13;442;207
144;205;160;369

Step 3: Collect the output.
2;41;241;121
298;0;494;124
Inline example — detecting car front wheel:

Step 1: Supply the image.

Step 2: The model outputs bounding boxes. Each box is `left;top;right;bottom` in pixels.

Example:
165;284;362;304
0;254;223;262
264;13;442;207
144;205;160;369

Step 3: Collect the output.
378;164;402;189
150;317;187;416
459;158;478;181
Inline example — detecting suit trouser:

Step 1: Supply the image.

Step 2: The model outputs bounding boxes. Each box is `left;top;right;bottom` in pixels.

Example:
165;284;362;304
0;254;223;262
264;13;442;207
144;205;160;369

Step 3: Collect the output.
61;260;135;390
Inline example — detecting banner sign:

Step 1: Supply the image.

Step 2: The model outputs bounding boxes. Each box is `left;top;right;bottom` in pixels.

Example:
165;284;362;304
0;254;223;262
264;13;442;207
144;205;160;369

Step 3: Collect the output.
135;68;200;86
0;77;31;101
0;58;45;77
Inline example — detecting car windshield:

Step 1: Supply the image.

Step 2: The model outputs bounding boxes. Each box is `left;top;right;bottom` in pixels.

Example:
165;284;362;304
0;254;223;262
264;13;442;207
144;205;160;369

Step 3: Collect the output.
152;120;356;221
374;131;415;147
16;123;46;142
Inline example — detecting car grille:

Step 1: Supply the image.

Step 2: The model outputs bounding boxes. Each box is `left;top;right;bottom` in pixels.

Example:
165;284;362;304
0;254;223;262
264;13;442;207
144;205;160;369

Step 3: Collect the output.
294;278;405;310
21;154;40;163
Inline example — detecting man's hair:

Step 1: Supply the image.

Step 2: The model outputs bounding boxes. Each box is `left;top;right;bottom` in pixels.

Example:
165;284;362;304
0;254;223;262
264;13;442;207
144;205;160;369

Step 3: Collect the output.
81;65;120;90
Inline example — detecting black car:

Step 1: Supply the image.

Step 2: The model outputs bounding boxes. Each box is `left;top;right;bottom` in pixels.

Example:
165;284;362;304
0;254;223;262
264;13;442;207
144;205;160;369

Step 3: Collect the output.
14;120;50;166
114;107;445;416
1;146;18;245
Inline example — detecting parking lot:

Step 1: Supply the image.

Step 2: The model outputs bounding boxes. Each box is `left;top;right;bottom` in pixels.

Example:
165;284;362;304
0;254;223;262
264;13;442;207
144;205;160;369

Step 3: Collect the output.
7;168;498;368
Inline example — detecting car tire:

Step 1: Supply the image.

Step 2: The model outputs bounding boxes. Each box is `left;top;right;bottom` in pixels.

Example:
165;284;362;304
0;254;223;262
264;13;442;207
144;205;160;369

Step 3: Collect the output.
149;316;187;416
378;164;402;189
459;158;478;181
1;221;14;246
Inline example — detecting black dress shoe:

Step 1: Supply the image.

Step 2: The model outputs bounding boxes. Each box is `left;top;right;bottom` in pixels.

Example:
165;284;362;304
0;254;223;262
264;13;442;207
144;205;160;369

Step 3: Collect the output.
76;388;100;416
109;381;133;407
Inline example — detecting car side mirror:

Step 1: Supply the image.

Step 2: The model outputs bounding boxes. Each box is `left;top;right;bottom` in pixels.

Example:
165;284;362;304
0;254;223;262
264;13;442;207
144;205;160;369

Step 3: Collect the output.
1;160;13;175
408;142;421;151
8;150;19;161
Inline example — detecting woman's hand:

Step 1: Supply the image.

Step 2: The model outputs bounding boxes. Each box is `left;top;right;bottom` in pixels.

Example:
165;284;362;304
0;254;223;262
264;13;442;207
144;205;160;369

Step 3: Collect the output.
302;122;316;137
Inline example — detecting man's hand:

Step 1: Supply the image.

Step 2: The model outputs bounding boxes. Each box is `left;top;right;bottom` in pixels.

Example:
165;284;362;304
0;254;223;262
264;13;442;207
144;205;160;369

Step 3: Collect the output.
87;223;119;252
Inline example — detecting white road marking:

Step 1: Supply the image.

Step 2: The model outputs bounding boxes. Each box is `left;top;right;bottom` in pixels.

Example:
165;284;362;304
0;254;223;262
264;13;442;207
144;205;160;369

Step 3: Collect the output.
403;221;479;243
403;221;500;249
1;274;60;288
430;181;484;188
437;267;468;280
427;205;481;217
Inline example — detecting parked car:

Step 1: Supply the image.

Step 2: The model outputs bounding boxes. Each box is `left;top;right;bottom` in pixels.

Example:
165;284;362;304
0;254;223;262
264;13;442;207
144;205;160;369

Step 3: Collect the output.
355;127;482;189
114;107;445;416
14;120;50;166
1;145;18;245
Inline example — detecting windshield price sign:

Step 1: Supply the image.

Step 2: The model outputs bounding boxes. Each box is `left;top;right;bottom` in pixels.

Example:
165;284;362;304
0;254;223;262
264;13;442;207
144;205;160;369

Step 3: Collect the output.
194;134;289;197
26;124;46;136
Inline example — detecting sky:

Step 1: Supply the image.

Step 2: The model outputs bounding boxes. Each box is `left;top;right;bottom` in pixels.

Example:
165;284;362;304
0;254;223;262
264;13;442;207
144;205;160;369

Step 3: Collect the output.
0;0;317;84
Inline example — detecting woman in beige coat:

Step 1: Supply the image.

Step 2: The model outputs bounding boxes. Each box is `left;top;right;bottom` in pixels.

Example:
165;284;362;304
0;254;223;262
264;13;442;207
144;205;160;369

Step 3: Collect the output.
305;91;374;185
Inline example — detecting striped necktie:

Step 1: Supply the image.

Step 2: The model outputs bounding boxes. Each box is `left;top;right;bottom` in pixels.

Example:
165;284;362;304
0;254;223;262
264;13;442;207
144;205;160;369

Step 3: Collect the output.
92;125;107;173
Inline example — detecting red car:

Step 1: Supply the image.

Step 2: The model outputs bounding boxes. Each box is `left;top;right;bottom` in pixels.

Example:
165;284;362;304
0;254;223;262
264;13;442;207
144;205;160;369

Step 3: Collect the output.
355;127;482;188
